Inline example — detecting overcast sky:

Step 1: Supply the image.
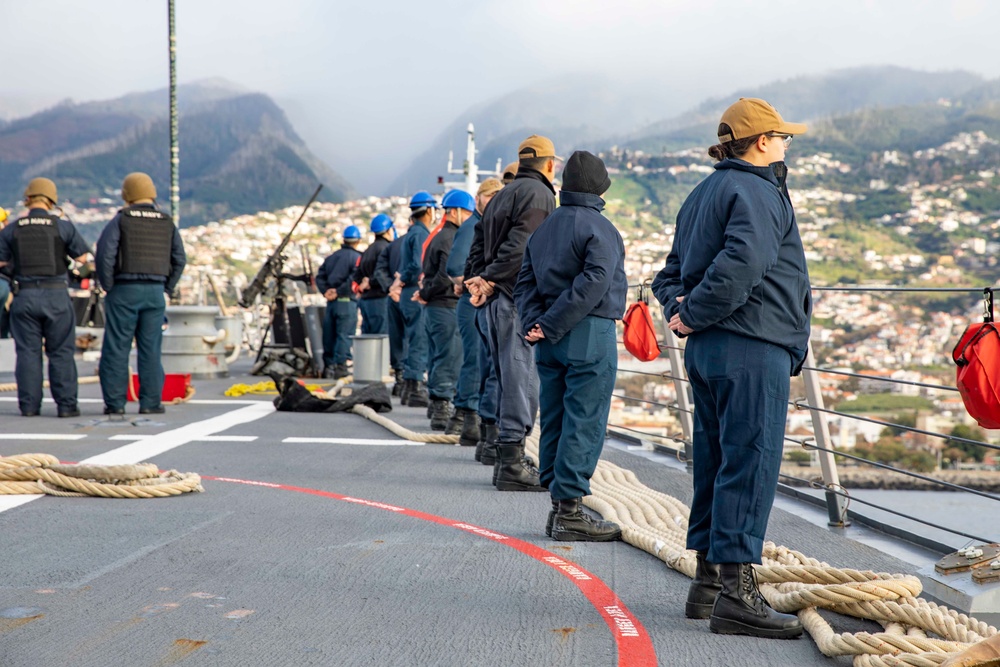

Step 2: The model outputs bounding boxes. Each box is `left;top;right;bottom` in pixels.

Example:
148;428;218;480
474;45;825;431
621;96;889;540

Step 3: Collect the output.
3;0;999;193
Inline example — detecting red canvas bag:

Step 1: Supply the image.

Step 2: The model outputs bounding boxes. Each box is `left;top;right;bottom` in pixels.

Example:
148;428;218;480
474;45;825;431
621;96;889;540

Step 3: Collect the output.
953;320;1000;429
622;284;661;362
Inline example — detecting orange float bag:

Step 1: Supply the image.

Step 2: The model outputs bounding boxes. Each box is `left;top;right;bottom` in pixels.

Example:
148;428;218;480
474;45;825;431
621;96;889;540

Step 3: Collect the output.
953;320;1000;429
622;285;661;362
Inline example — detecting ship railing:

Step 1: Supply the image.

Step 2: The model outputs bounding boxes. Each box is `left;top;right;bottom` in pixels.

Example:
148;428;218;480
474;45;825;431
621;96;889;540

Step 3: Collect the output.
609;283;1000;553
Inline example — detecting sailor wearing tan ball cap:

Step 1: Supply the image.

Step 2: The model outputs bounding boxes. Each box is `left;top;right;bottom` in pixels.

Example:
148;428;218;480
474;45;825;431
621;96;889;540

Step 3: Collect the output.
0;177;92;417
95;172;187;419
652;97;809;639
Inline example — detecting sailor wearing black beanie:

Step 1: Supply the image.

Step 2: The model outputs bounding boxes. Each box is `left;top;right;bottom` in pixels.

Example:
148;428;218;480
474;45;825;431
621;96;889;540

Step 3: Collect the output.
513;150;628;541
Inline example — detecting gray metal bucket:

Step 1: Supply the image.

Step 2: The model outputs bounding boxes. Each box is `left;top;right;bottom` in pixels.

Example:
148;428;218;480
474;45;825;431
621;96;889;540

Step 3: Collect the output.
163;306;229;379
349;334;389;384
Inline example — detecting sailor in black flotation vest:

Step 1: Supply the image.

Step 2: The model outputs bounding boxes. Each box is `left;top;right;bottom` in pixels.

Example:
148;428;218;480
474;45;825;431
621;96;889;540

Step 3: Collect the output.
95;172;187;418
0;178;92;417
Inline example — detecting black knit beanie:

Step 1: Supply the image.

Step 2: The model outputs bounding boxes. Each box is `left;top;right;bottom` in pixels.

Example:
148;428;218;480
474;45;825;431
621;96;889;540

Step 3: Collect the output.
561;150;612;196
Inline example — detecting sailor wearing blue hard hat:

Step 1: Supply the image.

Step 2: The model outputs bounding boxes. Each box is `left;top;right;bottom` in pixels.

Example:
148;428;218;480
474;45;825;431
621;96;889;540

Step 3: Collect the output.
353;214;395;350
316;224;363;378
448;179;503;452
415;189;475;430
391;191;439;407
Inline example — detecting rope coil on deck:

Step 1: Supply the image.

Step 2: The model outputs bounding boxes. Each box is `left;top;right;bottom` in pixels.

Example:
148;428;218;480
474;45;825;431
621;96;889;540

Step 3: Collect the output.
0;453;203;498
344;399;1000;667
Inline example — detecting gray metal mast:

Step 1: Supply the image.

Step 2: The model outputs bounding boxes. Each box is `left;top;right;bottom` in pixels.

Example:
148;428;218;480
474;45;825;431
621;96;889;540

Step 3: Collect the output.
168;0;179;225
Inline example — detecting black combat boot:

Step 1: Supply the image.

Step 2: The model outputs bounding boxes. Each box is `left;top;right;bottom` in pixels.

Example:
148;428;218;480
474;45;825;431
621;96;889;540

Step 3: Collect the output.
710;563;803;639
444;407;464;435
429;399;452;431
477;421;498;463
493;447;538;486
495;442;546;492
685;551;722;619
391;369;405;397
399;379;413;405
545;498;559;537
457;409;480;447
551;498;622;542
406;382;429;408
332;363;350;379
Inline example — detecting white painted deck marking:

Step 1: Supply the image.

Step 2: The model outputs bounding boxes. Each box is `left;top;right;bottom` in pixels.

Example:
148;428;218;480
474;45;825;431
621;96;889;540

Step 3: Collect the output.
283;437;425;446
108;434;259;442
0;434;86;441
84;402;275;465
0;401;275;513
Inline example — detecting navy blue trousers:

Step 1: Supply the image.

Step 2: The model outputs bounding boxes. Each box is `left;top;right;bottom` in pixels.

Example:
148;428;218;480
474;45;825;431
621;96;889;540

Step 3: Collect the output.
359;297;388;335
484;293;538;443
536;317;617;500
100;283;165;412
475;306;498;422
322;299;358;366
0;278;10;338
387;297;406;371
399;287;427;381
10;287;78;414
454;294;480;411
684;328;792;564
425;305;460;400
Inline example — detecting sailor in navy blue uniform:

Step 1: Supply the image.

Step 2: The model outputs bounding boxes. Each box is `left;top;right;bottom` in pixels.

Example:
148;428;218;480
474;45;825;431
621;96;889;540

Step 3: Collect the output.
389;191;436;408
354;214;394;338
515;151;626;541
0;178;92;417
316;226;362;379
96;173;186;417
373;228;407;393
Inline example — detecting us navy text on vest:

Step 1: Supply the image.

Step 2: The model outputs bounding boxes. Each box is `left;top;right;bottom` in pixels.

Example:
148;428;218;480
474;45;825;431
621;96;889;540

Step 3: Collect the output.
12;215;66;277
117;207;174;276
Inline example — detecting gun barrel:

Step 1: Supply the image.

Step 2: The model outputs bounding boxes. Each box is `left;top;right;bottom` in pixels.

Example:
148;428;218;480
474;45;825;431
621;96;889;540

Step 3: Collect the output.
237;184;323;308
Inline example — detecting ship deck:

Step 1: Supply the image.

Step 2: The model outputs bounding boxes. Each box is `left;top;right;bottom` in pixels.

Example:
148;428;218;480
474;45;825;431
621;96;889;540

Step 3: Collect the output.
0;359;936;667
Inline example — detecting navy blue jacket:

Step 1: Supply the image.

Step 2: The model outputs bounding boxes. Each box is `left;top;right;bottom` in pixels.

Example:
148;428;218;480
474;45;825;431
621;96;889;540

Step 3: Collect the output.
419;220;459;308
373;236;403;292
353;236;390;300
398;220;430;287
515;192;627;344
467;168;555;300
446;210;479;278
316;246;361;299
0;208;91;283
95;204;186;291
652;158;811;373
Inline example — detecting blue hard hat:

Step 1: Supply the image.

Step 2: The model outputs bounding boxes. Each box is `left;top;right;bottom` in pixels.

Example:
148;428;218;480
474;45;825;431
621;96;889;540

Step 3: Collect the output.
370;214;393;234
441;189;476;212
409;190;438;209
343;225;362;240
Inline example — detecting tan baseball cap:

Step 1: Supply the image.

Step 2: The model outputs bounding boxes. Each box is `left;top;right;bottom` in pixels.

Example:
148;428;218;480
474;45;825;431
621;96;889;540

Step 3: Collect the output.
477;178;503;197
718;98;807;142
518;135;563;161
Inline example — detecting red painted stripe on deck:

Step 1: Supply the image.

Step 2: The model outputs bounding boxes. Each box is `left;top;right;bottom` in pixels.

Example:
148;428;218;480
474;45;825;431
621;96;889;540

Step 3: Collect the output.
207;475;658;667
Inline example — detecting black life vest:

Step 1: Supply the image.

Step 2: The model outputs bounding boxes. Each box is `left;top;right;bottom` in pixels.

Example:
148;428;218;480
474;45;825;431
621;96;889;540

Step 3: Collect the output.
117;206;174;276
11;214;66;277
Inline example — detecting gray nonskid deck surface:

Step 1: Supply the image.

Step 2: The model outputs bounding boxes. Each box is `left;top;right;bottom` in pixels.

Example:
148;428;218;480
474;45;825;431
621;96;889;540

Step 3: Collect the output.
0;361;914;666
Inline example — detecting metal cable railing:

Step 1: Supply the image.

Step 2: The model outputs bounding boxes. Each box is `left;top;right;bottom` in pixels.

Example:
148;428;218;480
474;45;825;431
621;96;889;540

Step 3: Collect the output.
611;281;1000;551
777;470;993;546
801;366;958;394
